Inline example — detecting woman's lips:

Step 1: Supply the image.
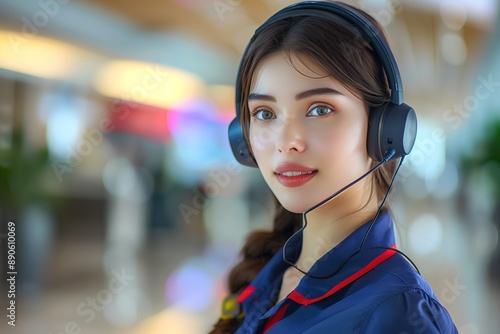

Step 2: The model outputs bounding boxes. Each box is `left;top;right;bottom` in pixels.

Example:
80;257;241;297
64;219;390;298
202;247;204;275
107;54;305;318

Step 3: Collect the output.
275;163;318;187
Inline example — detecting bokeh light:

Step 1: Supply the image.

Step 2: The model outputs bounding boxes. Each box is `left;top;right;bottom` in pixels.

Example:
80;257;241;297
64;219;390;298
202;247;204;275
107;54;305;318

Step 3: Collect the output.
409;214;444;256
165;259;215;311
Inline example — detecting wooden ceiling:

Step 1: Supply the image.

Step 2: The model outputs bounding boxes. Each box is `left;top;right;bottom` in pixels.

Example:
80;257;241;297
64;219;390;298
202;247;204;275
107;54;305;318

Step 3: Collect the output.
82;0;289;58
79;0;492;101
0;0;495;118
80;0;492;61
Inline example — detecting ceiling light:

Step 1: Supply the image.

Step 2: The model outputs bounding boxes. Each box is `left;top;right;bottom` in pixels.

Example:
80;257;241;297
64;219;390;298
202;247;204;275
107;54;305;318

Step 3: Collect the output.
94;60;205;109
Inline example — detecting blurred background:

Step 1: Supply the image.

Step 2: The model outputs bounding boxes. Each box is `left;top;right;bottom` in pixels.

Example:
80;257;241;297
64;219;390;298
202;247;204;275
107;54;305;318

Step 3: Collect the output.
0;0;499;333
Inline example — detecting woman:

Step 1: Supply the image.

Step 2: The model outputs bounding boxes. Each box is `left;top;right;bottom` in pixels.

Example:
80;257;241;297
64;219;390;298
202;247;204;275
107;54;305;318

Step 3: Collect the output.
211;1;458;333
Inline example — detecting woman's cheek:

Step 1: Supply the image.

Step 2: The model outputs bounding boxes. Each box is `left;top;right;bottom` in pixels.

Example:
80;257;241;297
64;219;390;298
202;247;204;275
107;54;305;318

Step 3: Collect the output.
249;124;275;153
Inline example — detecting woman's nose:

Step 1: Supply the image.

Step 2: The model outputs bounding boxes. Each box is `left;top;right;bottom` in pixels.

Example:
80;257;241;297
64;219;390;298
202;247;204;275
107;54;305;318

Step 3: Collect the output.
275;118;306;154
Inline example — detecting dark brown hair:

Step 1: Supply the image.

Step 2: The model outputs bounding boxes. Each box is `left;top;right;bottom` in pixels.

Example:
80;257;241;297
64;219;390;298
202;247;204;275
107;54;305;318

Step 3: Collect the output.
210;2;397;333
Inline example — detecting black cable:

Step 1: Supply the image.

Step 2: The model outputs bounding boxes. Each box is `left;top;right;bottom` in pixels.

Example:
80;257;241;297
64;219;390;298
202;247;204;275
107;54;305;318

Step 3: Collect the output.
281;151;393;275
282;152;419;279
369;247;420;275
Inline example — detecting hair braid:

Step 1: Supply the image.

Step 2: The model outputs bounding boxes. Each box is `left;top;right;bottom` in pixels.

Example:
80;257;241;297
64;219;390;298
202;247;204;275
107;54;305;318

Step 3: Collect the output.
209;199;302;333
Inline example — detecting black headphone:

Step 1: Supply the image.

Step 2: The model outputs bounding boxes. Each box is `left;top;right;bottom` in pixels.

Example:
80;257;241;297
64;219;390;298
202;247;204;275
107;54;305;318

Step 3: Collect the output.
228;1;417;167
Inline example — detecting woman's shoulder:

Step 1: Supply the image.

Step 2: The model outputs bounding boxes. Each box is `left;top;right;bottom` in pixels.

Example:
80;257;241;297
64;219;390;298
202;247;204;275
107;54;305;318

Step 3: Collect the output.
355;254;459;333
357;287;458;333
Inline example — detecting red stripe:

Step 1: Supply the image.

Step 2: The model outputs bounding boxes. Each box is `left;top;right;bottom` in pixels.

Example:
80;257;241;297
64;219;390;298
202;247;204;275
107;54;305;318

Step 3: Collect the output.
289;245;397;306
263;303;290;334
237;285;256;303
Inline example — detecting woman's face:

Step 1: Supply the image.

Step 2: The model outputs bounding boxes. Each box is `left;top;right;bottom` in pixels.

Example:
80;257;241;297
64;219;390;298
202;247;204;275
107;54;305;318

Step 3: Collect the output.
248;53;373;213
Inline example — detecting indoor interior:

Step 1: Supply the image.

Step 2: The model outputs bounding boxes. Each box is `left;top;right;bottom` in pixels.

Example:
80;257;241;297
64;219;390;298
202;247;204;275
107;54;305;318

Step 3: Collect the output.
0;0;500;333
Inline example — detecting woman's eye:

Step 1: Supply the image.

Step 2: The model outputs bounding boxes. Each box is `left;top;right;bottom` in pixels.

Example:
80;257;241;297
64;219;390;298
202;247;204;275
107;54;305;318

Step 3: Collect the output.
307;105;334;117
252;109;275;120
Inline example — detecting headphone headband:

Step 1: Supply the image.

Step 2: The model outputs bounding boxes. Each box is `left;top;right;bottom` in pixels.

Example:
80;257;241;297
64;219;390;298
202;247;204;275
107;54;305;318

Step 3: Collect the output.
254;1;403;105
229;1;417;167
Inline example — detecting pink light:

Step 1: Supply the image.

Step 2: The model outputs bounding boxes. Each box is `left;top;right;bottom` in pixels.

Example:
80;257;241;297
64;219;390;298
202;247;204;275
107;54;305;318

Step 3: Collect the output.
165;263;214;311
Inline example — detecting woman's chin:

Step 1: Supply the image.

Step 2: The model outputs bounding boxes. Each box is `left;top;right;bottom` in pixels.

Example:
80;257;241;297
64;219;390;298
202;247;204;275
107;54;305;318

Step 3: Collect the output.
278;198;317;214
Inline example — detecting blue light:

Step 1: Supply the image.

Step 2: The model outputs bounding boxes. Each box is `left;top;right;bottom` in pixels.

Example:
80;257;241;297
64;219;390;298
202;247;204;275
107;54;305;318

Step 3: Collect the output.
165;261;214;311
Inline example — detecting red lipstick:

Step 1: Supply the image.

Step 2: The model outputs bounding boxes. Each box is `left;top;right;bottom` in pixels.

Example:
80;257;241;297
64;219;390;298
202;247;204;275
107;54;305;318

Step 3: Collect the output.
275;163;318;187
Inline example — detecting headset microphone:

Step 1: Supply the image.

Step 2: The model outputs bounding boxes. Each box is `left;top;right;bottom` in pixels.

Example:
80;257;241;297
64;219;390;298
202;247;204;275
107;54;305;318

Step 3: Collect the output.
301;148;395;216
281;149;421;279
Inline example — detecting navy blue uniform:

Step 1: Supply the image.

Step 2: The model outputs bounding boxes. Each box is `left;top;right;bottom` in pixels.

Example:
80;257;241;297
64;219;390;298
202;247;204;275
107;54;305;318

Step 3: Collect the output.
234;211;458;333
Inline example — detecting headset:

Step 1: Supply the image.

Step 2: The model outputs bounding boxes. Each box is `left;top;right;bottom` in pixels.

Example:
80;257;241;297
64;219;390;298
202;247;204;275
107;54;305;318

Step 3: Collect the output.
228;1;417;167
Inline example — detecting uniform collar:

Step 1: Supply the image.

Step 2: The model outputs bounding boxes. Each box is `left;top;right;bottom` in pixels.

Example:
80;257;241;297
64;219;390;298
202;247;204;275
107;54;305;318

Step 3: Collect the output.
288;210;396;305
237;211;397;309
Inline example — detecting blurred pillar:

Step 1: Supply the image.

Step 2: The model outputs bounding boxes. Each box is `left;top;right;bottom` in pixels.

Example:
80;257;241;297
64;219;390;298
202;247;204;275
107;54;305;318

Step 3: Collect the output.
103;158;150;327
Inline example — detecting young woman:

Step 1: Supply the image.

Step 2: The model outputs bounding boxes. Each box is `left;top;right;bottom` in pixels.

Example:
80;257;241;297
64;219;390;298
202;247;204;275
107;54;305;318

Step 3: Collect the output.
211;1;458;333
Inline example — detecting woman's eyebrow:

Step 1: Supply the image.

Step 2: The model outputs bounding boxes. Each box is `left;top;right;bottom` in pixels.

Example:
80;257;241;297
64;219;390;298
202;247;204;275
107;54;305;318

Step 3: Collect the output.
248;87;343;102
248;93;275;102
295;87;343;100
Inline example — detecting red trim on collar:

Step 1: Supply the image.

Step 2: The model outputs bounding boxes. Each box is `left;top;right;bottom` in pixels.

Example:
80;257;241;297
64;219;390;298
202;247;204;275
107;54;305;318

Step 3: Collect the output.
263;303;290;334
288;245;397;306
237;285;257;303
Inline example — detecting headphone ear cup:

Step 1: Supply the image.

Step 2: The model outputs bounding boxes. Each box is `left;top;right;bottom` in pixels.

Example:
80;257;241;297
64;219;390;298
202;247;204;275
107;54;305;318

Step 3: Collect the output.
367;103;417;161
228;117;258;167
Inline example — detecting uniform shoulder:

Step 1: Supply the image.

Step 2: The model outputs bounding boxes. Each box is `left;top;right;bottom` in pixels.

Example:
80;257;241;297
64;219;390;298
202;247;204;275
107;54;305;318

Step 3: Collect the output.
357;254;458;333
358;287;458;333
